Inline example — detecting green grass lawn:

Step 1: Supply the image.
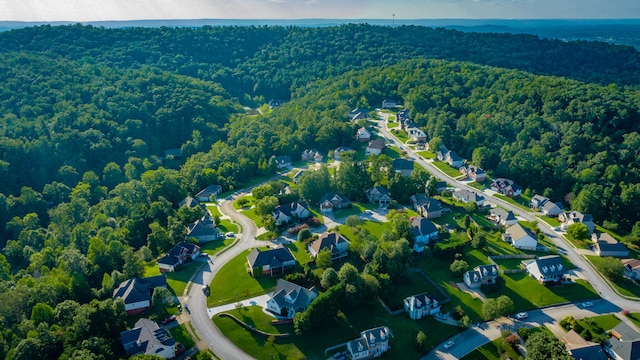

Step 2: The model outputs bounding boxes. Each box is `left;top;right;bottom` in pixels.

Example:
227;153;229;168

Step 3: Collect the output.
336;220;389;242
492;258;526;270
586;255;640;298
241;207;265;227
432;161;463;178
206;204;222;217
328;202;372;220
587;314;621;331
170;323;196;349
467;182;484;191
218;219;239;234
416;150;436;159
200;238;234;255
380;271;443;311
538;215;561;227
383;146;402;159
626;313;640;329
461;337;522;360
214;303;461;360
145;261;204;297
493;194;531;212
234;195;255;209
207;249;278;307
390;129;409;143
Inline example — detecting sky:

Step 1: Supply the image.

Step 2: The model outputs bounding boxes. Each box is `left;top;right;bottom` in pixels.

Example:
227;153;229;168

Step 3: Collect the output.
1;0;639;22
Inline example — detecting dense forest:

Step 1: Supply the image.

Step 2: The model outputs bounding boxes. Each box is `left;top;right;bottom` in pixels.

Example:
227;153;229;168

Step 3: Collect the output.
0;23;639;359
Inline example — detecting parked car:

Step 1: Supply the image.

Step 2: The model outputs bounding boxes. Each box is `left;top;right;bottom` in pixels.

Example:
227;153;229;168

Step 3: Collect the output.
444;340;454;349
226;232;235;238
162;315;176;325
515;312;528;319
581;301;594;308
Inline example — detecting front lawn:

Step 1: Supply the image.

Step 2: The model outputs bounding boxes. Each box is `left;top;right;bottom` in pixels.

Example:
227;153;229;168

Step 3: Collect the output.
200;238;234;255
432;161;463;178
538;215;561;227
416;150;436;159
336;220;389;243
218;219;239;234
390;129;409;143
170;323;196;350
493;194;531;212
586;255;640;298
214;303;461;360
206;204;222;217
144;260;204;297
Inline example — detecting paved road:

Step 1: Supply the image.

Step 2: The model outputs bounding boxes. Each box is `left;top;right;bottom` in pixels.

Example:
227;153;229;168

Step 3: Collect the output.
375;111;640;358
186;195;262;360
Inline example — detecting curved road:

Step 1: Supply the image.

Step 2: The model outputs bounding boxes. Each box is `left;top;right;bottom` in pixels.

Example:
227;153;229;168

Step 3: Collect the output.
185;112;640;360
186;195;261;360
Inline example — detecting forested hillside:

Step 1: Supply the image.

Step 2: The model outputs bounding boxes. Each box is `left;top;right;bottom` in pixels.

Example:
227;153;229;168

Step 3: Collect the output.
0;24;639;359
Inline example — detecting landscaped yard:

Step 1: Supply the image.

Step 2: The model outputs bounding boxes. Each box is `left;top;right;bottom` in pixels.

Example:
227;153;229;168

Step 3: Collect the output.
213;303;461;360
538;215;561;227
416;150;436;159
145;260;204;297
391;129;409;143
432;161;463;178
207;249;279;307
383;146;402;159
206;204;222;217
493;194;531;212
217;218;239;234
336;220;389;243
200;238;234;255
379;270;444;311
586;255;640;298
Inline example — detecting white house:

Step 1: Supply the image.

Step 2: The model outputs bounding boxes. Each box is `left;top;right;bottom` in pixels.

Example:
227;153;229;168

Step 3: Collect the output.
113;275;167;315
411;217;438;252
503;223;538;251
464;264;499;289
559;211;596;234
525;255;566;284
491;208;518;226
266;279;318;319
121;318;176;359
404;292;440;320
346;326;391;360
272;201;310;226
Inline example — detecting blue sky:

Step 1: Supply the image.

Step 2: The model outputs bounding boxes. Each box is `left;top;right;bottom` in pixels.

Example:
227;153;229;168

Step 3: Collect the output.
1;0;639;21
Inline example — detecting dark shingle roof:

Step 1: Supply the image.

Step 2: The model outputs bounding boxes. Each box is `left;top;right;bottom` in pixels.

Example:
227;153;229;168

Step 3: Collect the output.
247;245;295;269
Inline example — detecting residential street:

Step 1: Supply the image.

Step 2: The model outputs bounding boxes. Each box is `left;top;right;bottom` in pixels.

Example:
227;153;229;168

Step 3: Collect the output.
183;112;640;360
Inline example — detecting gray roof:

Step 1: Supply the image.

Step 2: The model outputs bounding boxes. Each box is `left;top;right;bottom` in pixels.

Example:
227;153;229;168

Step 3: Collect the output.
196;184;222;198
187;214;217;237
178;196;199;208
531;255;565;276
411;217;437;237
367;138;386;150
610;322;640;360
392;158;414;171
319;192;350;204
269;279;318;313
121;318;176;356
411;194;441;211
454;189;485;203
492;208;516;221
309;232;348;256
113;275;167;304
274;201;309;217
247;245;295;269
404;292;438;310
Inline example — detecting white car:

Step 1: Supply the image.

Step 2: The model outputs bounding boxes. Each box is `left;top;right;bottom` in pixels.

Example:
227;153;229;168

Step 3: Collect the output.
582;301;594;308
444;340;454;349
515;312;528;319
226;232;235;238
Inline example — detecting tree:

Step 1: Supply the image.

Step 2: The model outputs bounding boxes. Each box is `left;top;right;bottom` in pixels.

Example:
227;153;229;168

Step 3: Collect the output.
459;315;471;328
320;268;340;289
122;248;145;279
316;249;332;269
31;302;54;326
338;263;359;284
346;215;361;229
415;331;427;351
151;287;174;317
428;136;443;153
525;332;572;360
482;295;514;320
471;232;486;249
597;256;624;280
450;259;469;276
297;228;312;242
566;223;590;242
254;196;279;217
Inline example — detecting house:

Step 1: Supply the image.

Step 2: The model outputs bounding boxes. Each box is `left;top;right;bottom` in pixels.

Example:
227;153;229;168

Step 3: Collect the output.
158;241;201;272
266;279;319;319
404;292;440;320
592;233;629;257
459;165;486;182
562;329;608;360
301;149;323;162
453;189;485;207
411;217;438;252
293;170;305;184
356;127;372;142
382;99;397;108
365;138;386;156
366;186;392;208
186;213;218;242
559;211;596;234
436;148;463;168
308;232;350;260
121;318;176;359
346;326;391;360
490;178;522;197
606;322;640;360
391;158;414;177
272;201;310;226
113;275;167;315
622;258;640;280
525;255;566;284
195;185;222;202
268;99;284;108
178;196;199;208
530;194;563;216
407;128;427;143
427;179;448;194
271;155;292;169
503;223;538;251
334;147;352;160
410;193;442;219
246;245;296;277
163;148;182;160
319;192;351;213
490;208;518;226
349;108;369;120
464;264;499;289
